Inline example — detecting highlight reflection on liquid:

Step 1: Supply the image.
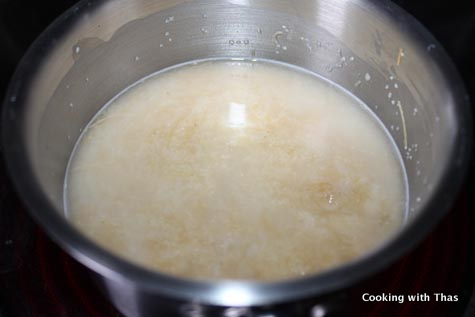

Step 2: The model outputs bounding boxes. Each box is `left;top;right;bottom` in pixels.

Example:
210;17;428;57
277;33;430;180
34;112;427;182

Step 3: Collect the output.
228;102;248;129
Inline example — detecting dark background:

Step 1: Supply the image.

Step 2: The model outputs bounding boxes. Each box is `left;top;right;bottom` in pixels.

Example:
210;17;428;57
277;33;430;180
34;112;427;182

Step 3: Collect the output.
0;0;474;317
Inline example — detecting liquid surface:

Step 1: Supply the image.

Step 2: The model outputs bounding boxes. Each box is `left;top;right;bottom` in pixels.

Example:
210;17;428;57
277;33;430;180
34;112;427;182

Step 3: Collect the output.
66;60;405;281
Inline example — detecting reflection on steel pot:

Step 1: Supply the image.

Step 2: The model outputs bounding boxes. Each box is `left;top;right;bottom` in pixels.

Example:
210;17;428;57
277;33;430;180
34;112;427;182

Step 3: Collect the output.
1;0;471;316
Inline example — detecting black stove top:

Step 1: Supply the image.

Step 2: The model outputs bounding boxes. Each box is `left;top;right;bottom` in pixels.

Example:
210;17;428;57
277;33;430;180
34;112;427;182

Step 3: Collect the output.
1;1;474;316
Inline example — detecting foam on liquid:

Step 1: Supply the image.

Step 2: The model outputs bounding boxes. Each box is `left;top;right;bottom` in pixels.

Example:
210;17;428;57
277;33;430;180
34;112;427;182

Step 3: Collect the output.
66;60;406;281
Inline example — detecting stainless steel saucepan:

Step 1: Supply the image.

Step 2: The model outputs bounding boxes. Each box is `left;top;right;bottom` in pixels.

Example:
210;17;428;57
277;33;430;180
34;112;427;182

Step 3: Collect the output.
2;0;471;316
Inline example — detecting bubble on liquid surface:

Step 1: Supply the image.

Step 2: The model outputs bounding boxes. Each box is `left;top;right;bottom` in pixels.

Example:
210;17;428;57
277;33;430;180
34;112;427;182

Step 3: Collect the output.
364;73;371;81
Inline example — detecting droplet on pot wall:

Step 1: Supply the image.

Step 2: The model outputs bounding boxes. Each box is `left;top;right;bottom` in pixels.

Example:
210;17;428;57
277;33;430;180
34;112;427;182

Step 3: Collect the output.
72;45;81;61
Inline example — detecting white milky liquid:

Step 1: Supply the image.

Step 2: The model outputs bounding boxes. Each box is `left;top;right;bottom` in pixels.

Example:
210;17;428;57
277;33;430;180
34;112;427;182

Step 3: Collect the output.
65;60;406;281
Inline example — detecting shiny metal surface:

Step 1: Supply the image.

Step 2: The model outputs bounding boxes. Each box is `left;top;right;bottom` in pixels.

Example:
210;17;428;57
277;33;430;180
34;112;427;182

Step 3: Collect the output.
2;0;471;316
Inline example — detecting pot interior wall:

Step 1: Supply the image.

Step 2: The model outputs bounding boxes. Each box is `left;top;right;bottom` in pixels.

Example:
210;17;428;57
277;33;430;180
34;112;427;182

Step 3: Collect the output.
24;0;460;233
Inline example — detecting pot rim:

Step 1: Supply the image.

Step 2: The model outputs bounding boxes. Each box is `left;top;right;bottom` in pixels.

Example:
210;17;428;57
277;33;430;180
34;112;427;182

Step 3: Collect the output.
1;0;472;306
